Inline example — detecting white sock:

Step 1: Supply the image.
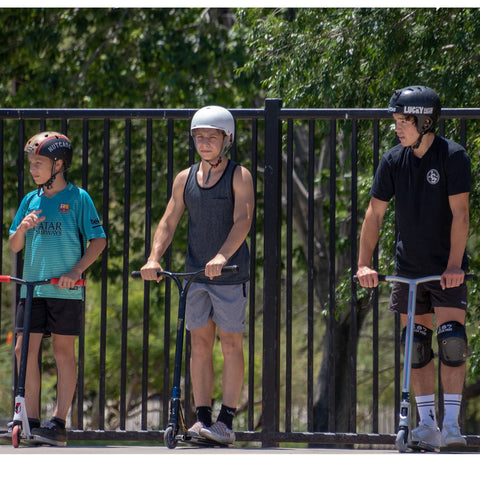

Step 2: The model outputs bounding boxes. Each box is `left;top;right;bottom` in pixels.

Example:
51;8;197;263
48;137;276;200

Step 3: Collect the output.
443;393;462;426
415;394;437;426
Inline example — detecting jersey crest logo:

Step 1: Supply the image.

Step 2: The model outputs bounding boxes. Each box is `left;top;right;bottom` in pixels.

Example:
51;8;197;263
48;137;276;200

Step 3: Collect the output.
426;169;440;185
59;203;70;213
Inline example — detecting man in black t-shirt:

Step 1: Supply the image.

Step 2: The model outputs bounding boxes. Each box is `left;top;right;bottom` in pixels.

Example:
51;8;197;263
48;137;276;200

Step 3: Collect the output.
357;86;471;449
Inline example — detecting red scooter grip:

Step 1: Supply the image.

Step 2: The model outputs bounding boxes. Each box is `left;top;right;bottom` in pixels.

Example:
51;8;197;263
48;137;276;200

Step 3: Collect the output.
50;278;87;287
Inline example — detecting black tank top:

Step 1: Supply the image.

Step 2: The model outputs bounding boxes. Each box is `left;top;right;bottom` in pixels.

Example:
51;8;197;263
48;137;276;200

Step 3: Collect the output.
184;159;250;284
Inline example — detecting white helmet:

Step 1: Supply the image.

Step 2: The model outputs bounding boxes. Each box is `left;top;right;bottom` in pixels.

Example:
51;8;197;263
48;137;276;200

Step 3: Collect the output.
190;105;235;141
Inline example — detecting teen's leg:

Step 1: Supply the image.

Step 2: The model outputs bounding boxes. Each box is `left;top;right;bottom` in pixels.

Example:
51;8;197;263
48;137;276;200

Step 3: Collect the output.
190;319;216;407
401;313;435;396
217;327;244;408
51;334;77;420
435;307;466;394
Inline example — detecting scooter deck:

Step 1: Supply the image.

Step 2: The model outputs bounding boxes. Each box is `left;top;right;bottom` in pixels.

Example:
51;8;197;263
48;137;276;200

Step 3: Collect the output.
408;441;440;453
178;434;231;448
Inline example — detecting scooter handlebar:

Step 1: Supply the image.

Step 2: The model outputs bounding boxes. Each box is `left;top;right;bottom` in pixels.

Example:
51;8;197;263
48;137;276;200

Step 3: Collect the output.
131;265;239;279
353;273;474;283
0;275;86;286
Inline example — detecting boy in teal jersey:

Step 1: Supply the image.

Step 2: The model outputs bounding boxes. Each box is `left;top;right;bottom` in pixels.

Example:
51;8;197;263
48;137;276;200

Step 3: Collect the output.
8;131;106;446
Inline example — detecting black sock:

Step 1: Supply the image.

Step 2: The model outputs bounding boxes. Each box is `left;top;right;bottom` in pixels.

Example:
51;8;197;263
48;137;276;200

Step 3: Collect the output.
28;418;40;429
196;406;212;427
217;404;236;430
51;417;66;429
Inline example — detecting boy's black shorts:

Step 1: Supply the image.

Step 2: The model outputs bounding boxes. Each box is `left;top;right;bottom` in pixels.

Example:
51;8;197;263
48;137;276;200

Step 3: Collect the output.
15;298;83;336
389;280;467;315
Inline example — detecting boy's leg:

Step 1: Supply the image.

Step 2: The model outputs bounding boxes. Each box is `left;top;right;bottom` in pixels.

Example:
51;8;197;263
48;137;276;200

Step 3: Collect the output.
51;334;77;420
190;319;216;408
14;332;44;419
200;328;244;445
218;329;245;408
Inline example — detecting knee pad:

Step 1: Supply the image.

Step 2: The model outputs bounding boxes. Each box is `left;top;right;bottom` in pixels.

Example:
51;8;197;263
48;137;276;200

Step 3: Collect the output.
437;321;467;367
401;324;434;369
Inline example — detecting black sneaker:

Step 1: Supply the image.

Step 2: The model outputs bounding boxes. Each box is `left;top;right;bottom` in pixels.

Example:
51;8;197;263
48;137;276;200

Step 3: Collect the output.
31;418;67;446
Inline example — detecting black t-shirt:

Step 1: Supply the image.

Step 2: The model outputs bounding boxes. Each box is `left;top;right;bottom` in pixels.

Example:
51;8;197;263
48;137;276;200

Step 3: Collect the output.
370;135;471;276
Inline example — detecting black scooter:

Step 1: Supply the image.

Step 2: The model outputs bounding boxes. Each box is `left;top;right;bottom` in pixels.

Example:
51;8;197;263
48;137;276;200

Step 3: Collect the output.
132;265;238;448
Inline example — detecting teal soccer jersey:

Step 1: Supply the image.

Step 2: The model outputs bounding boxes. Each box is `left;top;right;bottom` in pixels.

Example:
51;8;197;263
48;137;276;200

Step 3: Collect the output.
9;183;106;299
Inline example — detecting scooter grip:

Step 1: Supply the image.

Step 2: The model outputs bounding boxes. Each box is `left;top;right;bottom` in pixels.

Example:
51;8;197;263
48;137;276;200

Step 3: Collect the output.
222;265;239;273
0;275;11;283
131;271;142;279
353;274;386;282
50;278;87;287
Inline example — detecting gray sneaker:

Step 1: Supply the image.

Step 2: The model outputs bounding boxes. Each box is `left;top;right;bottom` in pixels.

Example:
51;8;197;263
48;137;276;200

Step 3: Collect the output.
409;423;441;448
200;421;235;445
441;424;466;447
187;421;205;439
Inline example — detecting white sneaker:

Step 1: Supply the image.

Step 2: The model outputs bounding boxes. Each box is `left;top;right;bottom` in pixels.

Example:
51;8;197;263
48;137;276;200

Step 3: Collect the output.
441;424;466;447
409;423;441;448
200;421;235;445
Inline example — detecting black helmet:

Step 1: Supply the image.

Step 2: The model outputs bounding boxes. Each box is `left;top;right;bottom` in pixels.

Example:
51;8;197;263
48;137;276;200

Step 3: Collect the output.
25;131;73;170
25;131;73;193
388;86;441;135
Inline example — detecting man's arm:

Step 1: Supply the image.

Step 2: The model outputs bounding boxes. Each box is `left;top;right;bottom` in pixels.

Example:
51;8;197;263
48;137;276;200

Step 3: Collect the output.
140;168;189;282
441;192;469;289
356;197;389;288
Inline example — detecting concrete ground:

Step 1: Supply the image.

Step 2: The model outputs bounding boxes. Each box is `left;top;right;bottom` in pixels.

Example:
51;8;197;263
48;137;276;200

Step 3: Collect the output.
1;442;478;478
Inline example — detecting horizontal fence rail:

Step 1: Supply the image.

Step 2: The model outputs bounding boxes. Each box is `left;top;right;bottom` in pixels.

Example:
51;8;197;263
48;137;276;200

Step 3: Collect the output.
1;100;480;448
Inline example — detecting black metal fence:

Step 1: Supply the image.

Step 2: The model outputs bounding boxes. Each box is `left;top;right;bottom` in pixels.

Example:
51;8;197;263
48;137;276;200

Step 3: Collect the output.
1;99;480;448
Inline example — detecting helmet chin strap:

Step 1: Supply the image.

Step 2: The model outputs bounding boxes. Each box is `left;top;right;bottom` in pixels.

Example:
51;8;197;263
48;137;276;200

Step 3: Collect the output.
37;160;61;196
198;135;232;185
412;132;424;150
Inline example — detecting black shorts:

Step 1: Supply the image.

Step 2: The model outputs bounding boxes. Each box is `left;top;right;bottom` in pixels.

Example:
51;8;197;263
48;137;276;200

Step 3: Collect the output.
15;298;83;336
389;280;468;315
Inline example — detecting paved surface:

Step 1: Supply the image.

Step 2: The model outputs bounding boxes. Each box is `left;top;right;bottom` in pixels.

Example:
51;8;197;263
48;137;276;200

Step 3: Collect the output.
1;443;478;480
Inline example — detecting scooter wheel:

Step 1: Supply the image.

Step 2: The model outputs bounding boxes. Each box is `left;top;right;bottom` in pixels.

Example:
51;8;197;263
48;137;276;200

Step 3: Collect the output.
12;425;21;448
164;426;178;449
395;428;408;453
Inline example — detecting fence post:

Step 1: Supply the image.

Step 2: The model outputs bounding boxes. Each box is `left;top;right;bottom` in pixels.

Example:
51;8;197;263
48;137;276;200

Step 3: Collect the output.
262;98;283;446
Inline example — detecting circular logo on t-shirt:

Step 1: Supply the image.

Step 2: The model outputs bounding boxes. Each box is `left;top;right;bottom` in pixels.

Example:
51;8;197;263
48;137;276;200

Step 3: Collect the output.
426;169;440;185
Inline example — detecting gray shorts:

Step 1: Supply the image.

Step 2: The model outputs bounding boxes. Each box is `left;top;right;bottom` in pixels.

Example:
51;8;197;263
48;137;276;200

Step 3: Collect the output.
185;282;248;333
389;280;467;315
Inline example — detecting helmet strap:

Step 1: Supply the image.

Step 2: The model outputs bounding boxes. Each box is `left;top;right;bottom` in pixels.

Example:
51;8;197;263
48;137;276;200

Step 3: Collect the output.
204;157;222;185
37;159;61;196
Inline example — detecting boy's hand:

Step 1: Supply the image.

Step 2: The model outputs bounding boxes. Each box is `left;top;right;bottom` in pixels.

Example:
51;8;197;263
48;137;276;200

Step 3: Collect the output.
205;254;227;280
20;210;46;232
141;260;163;282
57;269;82;289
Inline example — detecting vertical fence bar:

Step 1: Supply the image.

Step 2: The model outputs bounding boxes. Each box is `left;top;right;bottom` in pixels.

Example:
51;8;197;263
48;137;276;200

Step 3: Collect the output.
76;118;89;430
262;98;282;446
162;119;175;428
349;119;358;432
328;119;337;432
285;119;293;432
248;118;258;431
141;118;153;430
119;119;132;430
372;119;380;433
307;119;315;431
99;118;110;430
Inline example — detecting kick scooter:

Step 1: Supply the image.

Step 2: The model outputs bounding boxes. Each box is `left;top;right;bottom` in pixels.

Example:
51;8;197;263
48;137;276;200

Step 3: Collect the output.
132;265;239;449
0;275;86;448
358;273;472;453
